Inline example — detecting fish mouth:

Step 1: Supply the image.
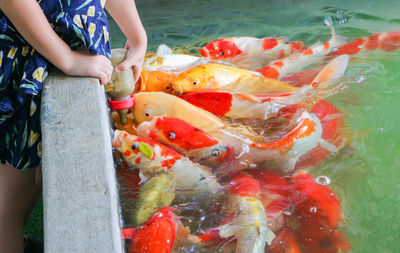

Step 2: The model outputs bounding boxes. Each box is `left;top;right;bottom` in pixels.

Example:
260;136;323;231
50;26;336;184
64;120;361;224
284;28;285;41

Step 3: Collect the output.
199;48;208;57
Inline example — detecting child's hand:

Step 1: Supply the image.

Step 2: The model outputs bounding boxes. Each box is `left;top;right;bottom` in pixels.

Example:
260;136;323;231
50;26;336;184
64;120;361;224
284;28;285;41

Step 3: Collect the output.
115;39;146;83
61;50;113;85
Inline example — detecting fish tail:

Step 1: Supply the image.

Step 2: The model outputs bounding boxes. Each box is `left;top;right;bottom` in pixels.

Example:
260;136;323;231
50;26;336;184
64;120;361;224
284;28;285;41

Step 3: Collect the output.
325;17;347;48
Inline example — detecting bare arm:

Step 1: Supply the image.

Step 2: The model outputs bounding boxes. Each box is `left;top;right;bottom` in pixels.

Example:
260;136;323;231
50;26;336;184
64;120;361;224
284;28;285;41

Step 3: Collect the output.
106;0;147;81
0;0;112;84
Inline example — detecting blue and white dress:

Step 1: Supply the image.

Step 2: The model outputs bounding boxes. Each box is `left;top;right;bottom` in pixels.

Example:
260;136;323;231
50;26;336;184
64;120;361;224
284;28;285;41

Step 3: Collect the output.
0;0;111;170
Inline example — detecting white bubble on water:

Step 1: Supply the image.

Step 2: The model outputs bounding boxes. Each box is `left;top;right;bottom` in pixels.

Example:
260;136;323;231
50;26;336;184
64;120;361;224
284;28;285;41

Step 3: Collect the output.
315;175;331;186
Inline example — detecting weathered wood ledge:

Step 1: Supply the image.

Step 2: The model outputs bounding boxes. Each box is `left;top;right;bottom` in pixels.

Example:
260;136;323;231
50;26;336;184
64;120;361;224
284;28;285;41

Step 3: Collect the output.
41;70;123;253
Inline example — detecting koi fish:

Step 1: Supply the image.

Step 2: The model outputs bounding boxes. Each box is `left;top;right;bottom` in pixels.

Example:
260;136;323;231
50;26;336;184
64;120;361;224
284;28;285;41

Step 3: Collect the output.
171;63;299;95
112;130;221;193
289;172;350;253
137;69;177;94
122;206;177;253
143;44;204;72
328;31;400;56
243;105;330;174
197;173;275;253
257;18;346;80
178;54;349;121
132;92;225;133
199;36;304;70
136;116;233;166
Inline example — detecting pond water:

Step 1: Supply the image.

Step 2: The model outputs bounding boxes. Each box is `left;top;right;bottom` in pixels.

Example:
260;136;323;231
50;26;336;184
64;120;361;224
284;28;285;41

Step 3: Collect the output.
108;0;400;252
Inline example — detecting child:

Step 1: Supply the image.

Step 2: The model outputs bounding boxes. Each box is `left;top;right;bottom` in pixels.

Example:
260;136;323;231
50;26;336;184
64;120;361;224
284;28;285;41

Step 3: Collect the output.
0;0;147;252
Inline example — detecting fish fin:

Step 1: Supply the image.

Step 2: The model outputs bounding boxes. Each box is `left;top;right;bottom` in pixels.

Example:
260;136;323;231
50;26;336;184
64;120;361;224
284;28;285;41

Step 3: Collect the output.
238;94;263;103
156;44;174;56
138;170;149;184
310;54;349;88
265;228;276;246
218;221;236;238
318;139;339;153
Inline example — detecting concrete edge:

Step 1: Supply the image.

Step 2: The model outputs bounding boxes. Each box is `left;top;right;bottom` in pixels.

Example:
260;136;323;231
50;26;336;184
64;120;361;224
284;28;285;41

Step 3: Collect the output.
41;70;123;253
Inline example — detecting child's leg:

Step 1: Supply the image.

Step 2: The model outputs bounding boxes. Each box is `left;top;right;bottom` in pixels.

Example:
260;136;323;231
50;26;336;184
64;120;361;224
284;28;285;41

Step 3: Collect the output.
0;164;42;253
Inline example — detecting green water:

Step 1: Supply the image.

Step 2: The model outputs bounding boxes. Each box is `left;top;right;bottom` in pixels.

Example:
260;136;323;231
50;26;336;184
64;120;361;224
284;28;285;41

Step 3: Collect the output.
108;0;400;252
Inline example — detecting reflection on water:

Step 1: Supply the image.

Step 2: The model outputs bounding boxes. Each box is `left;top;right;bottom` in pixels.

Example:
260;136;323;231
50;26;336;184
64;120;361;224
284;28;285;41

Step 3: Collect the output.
109;0;400;252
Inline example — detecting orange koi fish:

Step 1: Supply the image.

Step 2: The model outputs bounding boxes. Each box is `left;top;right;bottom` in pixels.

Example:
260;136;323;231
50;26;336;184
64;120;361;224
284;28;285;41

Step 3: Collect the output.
136;116;233;166
178;54;349;121
258;18;346;80
112;130;221;193
122;206;178;253
289;172;350;253
199;36;304;70
172;63;298;95
328;31;400;56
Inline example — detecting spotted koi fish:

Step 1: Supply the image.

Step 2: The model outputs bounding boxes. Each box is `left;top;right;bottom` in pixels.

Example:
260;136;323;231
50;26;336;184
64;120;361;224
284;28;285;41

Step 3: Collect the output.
199;36;304;70
258;18;346;80
112;130;221;193
136;116;233;166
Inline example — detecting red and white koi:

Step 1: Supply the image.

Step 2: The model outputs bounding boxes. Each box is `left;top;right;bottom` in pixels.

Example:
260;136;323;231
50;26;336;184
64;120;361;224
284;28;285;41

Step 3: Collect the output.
199;36;304;70
258;18;346;80
136;116;233;166
328;31;400;56
112;130;221;193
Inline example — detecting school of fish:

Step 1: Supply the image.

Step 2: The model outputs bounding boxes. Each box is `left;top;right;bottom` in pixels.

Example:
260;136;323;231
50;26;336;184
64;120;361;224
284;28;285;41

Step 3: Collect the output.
109;20;400;253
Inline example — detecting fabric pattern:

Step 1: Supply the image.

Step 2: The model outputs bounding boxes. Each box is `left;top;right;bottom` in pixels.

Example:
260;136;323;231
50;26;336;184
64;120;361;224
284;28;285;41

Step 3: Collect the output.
0;0;111;170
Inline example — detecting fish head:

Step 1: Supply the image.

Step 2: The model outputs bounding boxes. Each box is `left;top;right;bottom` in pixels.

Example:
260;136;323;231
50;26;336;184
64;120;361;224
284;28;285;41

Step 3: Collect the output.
132;92;173;124
112;130;156;162
172;66;209;94
200;38;243;60
152;116;219;151
141;71;177;93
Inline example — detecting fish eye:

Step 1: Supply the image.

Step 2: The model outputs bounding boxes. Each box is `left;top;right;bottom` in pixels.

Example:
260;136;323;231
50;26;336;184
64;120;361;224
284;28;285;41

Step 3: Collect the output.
220;51;225;55
132;142;139;150
212;149;221;157
165;86;170;90
193;81;198;85
145;112;150;118
168;132;176;139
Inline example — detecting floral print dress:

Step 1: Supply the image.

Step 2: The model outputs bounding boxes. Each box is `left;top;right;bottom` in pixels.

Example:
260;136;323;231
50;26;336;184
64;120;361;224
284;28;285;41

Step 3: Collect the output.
0;0;111;170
